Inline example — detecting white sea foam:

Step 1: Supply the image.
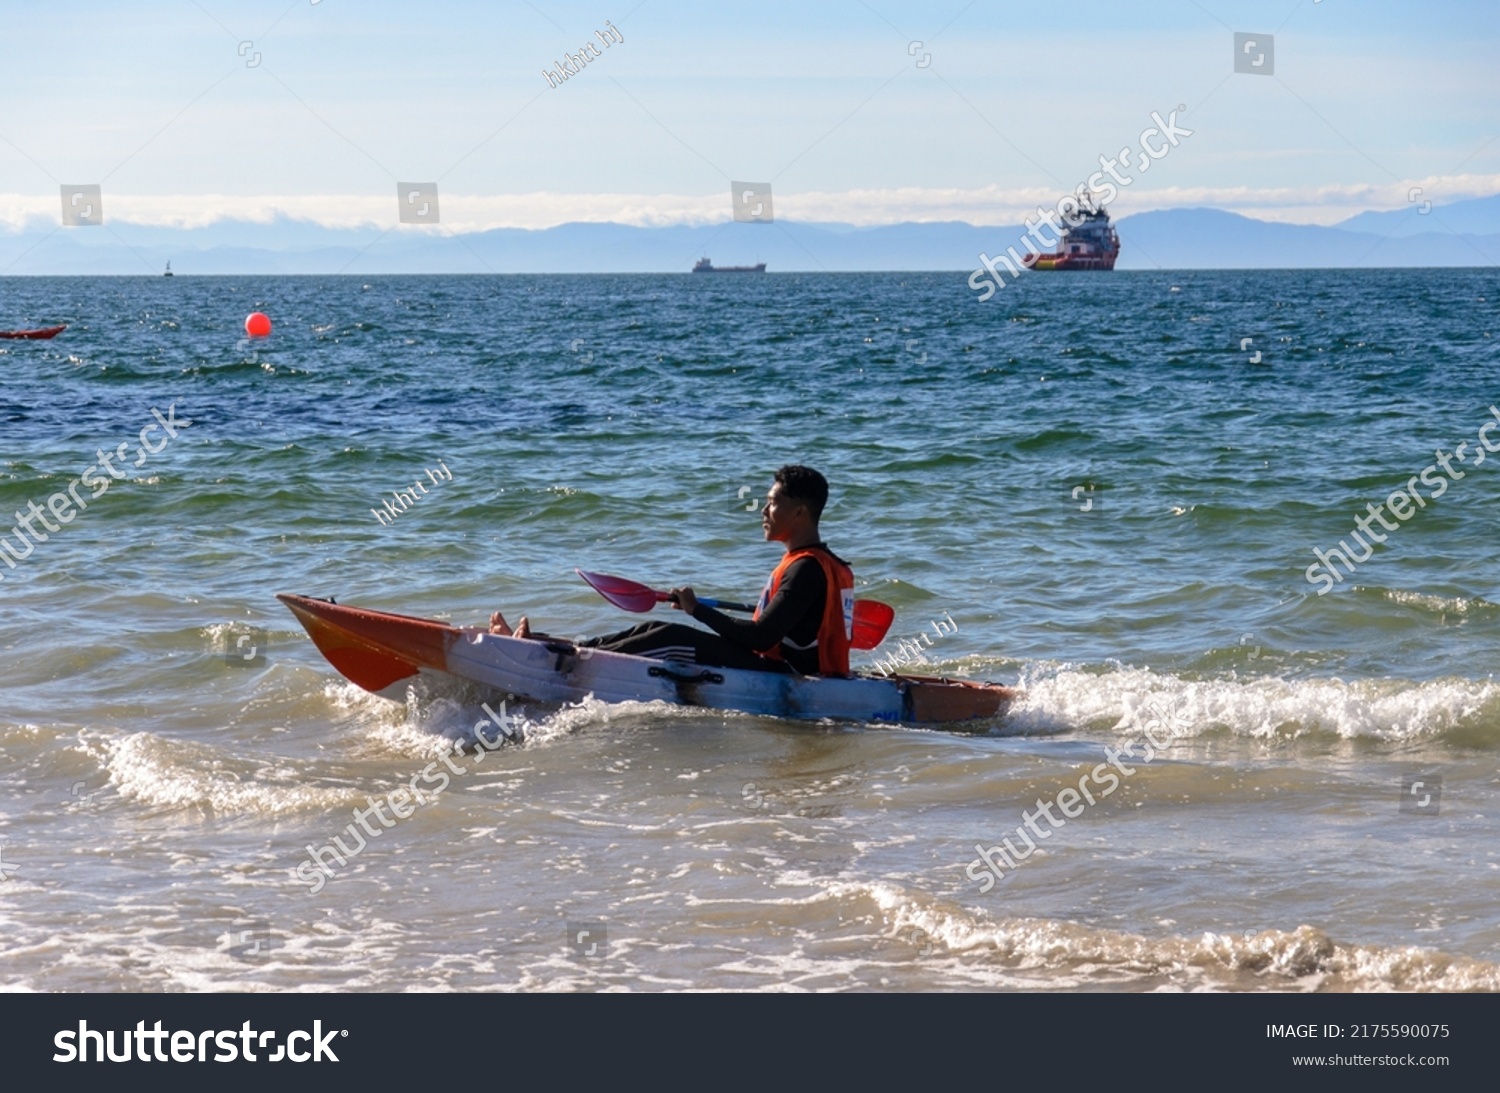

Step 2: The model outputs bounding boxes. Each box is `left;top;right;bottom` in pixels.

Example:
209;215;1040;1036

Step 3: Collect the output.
517;693;722;744
1380;588;1500;615
1004;663;1499;742
324;676;716;757
101;732;349;816
853;880;1500;991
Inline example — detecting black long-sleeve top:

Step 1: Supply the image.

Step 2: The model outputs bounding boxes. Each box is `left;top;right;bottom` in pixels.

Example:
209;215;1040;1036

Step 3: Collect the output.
690;551;831;675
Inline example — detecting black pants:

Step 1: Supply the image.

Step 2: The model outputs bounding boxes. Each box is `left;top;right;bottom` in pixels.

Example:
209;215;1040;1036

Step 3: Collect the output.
579;621;790;674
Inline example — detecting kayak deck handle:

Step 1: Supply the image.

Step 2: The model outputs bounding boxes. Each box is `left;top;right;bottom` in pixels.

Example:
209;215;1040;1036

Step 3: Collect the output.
648;664;725;685
544;641;586;672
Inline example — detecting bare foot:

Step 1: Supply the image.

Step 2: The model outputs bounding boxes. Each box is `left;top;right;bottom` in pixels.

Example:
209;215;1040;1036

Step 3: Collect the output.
489;611;535;639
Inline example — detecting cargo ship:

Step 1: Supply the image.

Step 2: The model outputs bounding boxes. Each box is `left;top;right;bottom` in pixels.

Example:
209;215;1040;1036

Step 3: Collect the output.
1022;194;1120;271
692;257;766;273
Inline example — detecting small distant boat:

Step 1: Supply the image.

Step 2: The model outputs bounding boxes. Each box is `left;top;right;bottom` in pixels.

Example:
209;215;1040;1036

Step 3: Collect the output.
0;325;66;340
693;257;766;273
163;261;174;277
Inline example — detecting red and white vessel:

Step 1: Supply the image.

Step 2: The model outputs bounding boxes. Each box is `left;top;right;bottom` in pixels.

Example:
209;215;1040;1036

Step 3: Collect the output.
1022;194;1120;271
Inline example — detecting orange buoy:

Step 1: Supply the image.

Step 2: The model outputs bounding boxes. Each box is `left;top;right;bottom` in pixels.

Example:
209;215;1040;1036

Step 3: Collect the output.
245;312;272;337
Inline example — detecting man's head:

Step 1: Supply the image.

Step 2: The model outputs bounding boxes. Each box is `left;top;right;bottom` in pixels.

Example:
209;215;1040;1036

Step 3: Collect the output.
762;464;828;544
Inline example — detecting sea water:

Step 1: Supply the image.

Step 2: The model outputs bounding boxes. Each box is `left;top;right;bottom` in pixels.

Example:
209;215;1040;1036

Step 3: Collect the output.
1;269;1497;990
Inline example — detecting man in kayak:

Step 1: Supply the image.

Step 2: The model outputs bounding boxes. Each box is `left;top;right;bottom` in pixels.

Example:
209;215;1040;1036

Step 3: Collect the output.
490;464;856;675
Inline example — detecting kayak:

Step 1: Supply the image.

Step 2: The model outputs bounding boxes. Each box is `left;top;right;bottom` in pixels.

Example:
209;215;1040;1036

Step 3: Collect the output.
0;325;66;340
277;592;1017;726
279;593;1016;725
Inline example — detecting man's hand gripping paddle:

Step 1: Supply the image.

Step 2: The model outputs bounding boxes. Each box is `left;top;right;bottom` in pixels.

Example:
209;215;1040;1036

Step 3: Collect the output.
575;569;895;651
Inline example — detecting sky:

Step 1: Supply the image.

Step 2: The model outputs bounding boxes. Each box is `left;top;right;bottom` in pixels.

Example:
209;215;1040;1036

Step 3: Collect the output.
0;0;1496;232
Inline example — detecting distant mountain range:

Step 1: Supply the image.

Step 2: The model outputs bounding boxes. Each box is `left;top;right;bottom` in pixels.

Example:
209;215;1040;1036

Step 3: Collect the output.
2;195;1496;274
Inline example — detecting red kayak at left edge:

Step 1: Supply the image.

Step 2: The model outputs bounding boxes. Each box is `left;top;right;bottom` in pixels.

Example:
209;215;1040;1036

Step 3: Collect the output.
0;324;66;340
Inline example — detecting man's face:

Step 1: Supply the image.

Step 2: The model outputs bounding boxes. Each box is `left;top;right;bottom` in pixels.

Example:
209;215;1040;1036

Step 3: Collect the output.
761;481;805;542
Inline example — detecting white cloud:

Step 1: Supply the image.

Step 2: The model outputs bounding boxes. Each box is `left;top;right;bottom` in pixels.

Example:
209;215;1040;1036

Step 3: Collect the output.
2;175;1496;234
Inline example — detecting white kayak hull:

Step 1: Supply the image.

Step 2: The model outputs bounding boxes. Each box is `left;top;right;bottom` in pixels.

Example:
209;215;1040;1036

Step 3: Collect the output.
277;593;1016;726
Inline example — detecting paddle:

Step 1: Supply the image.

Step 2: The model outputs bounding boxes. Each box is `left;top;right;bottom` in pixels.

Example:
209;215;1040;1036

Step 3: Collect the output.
576;569;896;651
576;569;752;613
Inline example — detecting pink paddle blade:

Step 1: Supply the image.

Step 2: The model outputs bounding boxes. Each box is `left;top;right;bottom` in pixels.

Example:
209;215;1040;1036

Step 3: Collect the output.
851;599;895;651
575;569;668;613
579;568;898;650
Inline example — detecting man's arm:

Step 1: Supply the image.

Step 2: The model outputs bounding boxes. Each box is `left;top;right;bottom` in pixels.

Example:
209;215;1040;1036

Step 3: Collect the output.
687;558;825;653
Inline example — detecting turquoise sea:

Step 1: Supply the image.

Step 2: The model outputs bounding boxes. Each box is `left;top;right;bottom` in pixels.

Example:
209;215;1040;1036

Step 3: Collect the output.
2;268;1498;990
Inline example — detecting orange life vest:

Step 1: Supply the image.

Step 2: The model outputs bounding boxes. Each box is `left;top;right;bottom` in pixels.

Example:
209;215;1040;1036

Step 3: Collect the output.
752;546;855;676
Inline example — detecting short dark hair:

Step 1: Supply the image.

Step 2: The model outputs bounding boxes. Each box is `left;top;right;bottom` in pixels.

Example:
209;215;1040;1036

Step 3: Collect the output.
773;464;829;521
